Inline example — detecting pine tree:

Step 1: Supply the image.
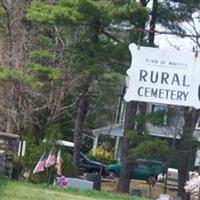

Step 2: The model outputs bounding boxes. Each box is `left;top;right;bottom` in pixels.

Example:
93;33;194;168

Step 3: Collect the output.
27;0;126;174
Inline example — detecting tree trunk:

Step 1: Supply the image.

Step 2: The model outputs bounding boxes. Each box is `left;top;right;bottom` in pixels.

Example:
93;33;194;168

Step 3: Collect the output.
136;0;158;135
117;0;157;192
73;80;89;174
148;0;158;46
0;0;31;68
0;0;32;133
178;108;200;200
73;16;100;175
117;101;137;192
137;102;147;135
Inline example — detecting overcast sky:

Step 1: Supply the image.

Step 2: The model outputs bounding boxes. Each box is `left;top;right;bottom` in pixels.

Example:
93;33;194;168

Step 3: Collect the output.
155;33;194;52
148;1;200;52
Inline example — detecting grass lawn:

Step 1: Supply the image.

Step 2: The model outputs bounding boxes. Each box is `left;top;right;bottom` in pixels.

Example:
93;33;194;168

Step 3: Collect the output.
0;178;146;200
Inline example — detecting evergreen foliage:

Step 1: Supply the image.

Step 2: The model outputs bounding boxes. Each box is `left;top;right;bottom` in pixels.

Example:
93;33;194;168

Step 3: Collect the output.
130;139;177;163
0;67;42;87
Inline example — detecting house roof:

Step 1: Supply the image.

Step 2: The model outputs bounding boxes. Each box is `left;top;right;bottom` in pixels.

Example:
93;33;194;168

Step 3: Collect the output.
0;132;19;139
92;123;200;141
92;123;124;137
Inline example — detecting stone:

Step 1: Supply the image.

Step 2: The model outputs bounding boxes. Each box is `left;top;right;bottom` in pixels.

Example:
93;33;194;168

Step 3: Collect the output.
0;143;9;150
67;178;93;190
0;149;5;154
0;132;19;177
5;161;13;169
173;196;182;200
5;169;12;177
83;173;101;190
0;139;6;144
0;150;5;175
131;189;142;197
159;194;170;200
5;150;13;156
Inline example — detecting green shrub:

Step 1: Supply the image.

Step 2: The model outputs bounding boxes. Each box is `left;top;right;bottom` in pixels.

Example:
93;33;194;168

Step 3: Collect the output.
130;139;177;163
13;140;76;183
12;156;23;180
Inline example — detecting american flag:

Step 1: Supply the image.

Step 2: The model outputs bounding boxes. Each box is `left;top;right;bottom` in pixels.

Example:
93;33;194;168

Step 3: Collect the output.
33;153;46;174
55;149;62;175
45;148;56;168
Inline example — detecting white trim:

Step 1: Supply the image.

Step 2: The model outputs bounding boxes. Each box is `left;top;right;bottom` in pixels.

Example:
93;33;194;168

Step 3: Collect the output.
56;140;74;147
195;117;200;130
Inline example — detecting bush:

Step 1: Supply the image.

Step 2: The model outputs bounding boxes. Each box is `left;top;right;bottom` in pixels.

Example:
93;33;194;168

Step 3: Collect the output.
59;150;76;178
130;139;177;163
13;140;76;183
12;156;23;180
88;147;115;164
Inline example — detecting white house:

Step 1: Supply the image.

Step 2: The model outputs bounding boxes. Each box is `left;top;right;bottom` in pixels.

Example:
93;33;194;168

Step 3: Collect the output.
92;85;200;161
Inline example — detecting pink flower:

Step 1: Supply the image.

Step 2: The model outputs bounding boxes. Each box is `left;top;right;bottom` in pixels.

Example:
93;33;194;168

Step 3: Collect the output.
58;176;68;188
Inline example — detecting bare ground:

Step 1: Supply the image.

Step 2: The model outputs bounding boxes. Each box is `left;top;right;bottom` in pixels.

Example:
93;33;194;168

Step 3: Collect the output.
101;179;177;199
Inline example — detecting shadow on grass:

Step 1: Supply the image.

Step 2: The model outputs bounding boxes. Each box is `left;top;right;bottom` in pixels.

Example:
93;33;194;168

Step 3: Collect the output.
0;176;9;191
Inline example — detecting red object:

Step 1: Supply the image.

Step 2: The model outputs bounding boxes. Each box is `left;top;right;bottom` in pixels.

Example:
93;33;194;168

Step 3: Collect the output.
45;148;56;168
55;149;62;175
33;153;46;174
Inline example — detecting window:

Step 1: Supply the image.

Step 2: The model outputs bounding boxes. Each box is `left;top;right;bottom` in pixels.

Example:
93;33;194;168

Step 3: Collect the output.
152;105;166;113
150;104;167;126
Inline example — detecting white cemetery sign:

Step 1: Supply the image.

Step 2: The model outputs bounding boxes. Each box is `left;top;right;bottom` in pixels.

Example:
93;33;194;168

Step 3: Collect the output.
124;43;200;108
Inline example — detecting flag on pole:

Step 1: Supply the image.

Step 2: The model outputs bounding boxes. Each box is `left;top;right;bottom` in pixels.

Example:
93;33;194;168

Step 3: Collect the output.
55;149;62;175
45;148;56;168
33;153;46;174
